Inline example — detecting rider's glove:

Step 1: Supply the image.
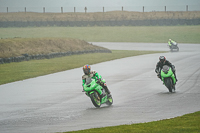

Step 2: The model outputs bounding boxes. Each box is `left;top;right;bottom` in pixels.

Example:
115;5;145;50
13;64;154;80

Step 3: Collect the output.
97;78;103;85
172;65;176;72
82;86;85;92
157;73;160;78
155;69;159;73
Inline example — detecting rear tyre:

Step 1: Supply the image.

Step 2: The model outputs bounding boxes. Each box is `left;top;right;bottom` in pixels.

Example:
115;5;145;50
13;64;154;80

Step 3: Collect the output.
177;47;179;52
90;92;101;108
106;95;113;106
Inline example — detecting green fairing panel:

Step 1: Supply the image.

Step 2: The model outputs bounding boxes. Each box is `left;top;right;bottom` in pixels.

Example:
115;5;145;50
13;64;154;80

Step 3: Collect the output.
84;79;102;95
161;68;176;84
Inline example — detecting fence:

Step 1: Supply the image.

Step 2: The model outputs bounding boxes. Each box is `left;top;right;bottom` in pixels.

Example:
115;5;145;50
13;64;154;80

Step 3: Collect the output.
1;5;200;13
1;5;200;27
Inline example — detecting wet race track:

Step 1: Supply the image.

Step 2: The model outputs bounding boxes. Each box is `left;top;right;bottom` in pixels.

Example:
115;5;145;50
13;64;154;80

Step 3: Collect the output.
0;43;200;133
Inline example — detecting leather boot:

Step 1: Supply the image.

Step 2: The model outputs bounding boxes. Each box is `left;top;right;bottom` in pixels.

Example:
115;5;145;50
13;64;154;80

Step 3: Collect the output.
103;86;111;97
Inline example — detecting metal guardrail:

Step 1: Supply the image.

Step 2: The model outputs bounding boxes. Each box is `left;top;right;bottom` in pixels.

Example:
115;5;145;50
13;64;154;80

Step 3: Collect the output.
0;19;199;27
0;49;112;64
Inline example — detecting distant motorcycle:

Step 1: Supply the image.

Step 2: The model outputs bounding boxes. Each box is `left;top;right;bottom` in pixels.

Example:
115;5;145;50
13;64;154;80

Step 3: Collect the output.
158;65;177;92
169;42;179;52
83;78;113;108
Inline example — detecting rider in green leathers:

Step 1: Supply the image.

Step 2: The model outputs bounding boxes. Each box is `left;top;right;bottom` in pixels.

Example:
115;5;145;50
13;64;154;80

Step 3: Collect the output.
82;64;111;98
168;39;176;49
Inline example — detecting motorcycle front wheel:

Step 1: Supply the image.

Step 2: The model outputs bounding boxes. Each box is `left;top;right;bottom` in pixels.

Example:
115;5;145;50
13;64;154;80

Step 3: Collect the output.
90;92;101;108
164;78;173;92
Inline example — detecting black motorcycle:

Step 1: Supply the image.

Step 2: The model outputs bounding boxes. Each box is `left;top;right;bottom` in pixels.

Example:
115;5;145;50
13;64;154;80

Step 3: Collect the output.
169;42;179;52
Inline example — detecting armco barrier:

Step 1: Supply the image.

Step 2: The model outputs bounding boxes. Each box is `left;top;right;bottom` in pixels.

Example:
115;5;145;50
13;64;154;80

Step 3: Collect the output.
0;18;200;27
0;49;112;64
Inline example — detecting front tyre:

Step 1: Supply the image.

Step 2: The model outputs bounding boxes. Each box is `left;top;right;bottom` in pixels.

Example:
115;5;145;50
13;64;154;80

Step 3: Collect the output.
90;92;101;108
164;78;173;92
172;85;176;93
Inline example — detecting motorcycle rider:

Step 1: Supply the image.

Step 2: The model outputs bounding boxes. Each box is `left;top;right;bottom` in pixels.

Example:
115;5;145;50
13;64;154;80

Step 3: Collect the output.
155;56;178;83
168;39;176;49
82;64;111;98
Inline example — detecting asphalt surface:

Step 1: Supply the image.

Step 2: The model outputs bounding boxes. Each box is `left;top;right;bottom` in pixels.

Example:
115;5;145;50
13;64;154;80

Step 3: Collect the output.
0;43;200;133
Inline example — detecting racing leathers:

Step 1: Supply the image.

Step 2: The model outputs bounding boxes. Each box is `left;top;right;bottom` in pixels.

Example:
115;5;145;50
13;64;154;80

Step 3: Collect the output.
168;40;176;48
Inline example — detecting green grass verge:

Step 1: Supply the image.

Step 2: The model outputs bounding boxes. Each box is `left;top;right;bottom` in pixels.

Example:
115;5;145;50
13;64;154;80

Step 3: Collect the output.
0;50;163;85
1;26;200;43
65;111;200;133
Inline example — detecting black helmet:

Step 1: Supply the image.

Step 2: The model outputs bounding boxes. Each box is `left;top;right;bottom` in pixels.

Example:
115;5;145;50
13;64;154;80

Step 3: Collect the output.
159;56;166;63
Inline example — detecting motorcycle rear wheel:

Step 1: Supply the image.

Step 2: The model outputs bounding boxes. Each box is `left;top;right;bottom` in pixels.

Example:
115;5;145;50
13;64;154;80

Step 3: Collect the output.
106;95;113;106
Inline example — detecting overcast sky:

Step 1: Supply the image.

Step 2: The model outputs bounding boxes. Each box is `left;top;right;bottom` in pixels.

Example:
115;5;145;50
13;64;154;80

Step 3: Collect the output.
0;0;200;12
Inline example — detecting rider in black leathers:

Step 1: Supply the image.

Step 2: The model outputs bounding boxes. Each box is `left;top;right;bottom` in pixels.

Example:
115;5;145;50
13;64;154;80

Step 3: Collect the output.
155;56;178;82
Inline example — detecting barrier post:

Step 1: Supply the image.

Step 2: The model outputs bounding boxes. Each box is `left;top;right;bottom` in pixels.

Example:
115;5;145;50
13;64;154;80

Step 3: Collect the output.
61;7;63;13
84;7;87;13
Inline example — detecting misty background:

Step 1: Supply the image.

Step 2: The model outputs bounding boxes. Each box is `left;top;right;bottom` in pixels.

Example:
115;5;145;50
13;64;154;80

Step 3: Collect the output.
0;0;200;13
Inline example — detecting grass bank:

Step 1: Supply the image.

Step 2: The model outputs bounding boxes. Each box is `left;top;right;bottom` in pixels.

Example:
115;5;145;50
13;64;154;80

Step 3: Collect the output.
1;26;200;43
65;111;200;133
0;38;109;58
0;50;164;85
0;11;200;21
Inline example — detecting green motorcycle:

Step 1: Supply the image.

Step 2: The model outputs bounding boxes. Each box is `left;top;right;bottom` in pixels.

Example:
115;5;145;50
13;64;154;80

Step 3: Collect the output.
83;78;113;108
160;65;176;92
